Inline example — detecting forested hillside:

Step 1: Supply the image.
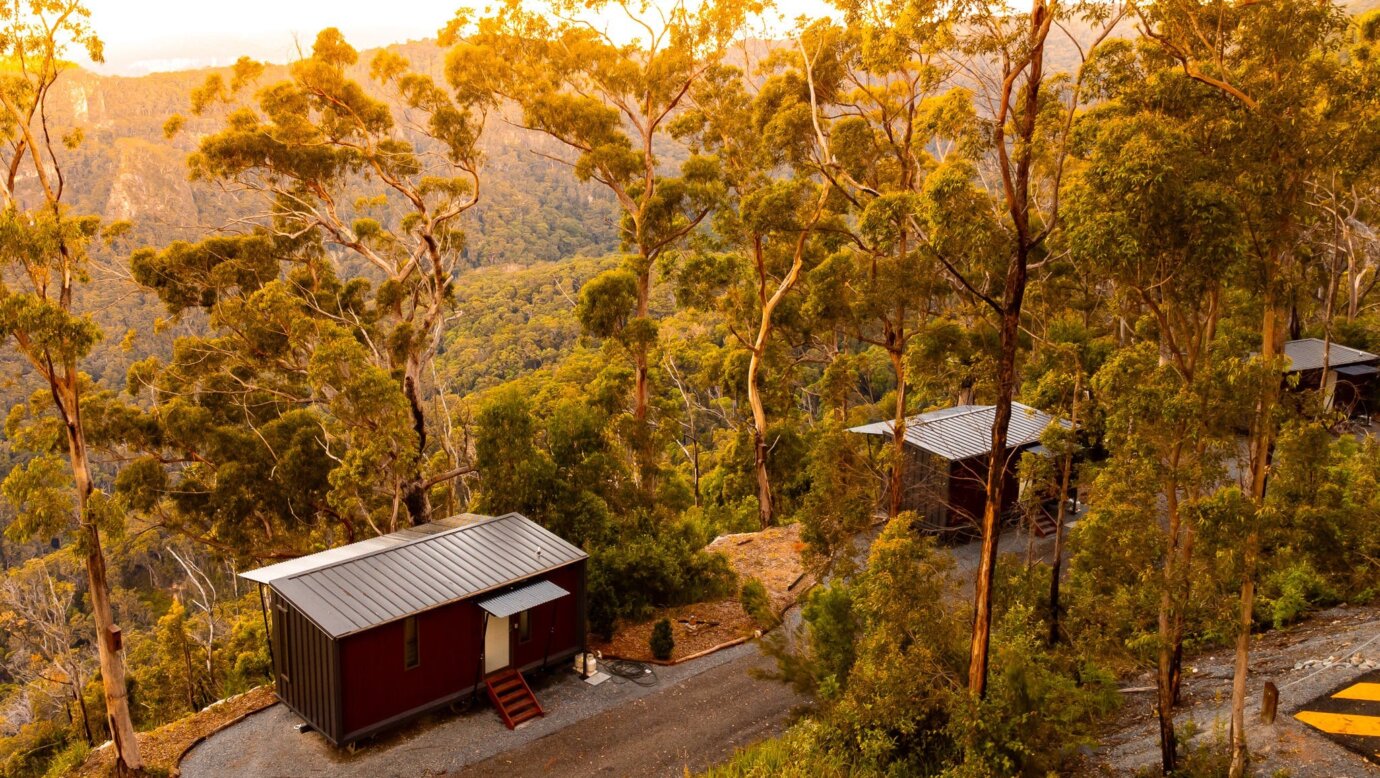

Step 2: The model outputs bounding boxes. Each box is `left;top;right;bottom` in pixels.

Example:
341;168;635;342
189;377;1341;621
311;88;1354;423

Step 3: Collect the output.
2;1;1380;777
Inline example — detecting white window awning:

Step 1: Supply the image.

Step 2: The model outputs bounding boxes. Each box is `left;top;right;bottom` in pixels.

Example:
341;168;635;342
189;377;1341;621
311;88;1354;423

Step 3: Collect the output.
477;579;569;618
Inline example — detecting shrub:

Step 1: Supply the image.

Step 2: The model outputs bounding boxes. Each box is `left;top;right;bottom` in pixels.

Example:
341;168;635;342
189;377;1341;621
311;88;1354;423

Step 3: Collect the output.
1260;560;1335;628
740;577;777;630
40;740;88;778
649;618;674;660
586;517;736;633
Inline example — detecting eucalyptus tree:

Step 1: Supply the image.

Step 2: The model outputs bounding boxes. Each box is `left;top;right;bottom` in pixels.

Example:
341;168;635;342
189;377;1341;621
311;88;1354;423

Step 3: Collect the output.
449;0;745;489
1132;2;1357;771
671;53;838;527
145;28;488;531
0;2;145;770
943;0;1134;698
785;10;991;522
1064;46;1257;767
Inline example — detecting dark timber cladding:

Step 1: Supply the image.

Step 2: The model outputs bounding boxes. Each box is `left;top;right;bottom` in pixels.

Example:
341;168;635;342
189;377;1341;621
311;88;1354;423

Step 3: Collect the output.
848;403;1069;532
239;512;589;745
1281;338;1380;417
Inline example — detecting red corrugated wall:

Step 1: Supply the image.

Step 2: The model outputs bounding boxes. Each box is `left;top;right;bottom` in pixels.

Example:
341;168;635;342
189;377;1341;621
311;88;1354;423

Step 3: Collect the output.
337;563;584;738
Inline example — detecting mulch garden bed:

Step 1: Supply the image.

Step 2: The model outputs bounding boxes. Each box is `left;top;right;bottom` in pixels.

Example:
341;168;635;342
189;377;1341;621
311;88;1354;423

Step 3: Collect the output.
590;523;816;664
76;685;276;777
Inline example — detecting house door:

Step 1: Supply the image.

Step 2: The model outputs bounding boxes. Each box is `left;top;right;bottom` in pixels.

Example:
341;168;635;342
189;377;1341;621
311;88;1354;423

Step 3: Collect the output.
484;614;511;674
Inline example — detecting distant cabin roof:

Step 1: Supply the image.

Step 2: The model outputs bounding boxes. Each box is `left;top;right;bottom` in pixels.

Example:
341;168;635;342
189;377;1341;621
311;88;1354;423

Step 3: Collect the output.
847;402;1067;461
239;513;586;639
1283;338;1380;373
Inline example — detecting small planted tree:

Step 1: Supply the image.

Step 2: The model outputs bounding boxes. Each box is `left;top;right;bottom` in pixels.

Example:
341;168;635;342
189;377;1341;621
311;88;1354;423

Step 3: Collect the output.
649;618;675;661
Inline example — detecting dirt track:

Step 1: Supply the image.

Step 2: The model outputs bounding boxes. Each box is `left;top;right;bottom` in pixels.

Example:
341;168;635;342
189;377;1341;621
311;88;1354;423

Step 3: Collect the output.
1086;603;1380;776
450;648;805;777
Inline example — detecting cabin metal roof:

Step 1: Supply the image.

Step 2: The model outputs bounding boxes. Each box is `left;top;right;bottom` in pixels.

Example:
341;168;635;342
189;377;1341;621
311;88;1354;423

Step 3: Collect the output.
239;513;586;638
848;402;1066;462
1283;338;1380;373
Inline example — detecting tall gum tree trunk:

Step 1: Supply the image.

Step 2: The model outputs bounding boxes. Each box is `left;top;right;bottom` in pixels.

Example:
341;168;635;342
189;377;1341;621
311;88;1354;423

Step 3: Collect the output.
747;339;774;528
745;190;830;528
402;358;432;527
1047;371;1080;645
1157;458;1184;774
887;346;908;520
968;318;1019;695
629;263;657;494
61;392;144;774
967;0;1047;698
1230;289;1282;778
633;266;652;425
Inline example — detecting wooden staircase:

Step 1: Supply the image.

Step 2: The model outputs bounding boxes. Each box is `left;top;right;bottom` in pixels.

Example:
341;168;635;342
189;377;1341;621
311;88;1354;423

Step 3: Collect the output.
1032;511;1059;538
485;668;544;729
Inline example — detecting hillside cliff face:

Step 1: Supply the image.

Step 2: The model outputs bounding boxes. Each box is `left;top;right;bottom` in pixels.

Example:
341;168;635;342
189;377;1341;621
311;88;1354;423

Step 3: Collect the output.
40;38;621;264
0;38;625;429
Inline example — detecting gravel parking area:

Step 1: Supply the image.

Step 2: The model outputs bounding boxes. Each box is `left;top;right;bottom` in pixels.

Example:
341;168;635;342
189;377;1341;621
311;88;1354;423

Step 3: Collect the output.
180;641;801;777
450;647;803;777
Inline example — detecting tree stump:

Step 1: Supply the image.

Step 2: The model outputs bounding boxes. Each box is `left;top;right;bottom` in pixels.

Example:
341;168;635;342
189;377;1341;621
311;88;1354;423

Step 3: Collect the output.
1261;681;1279;725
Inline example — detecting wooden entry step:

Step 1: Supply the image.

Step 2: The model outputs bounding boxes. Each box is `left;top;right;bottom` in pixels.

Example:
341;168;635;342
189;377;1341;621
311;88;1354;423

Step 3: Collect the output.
1031;511;1059;538
485;668;544;729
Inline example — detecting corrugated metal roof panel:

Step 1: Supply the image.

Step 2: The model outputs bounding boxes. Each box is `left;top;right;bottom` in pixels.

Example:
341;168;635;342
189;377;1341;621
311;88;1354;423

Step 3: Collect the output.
848;402;1067;461
1335;364;1378;377
239;534;412;585
477;580;570;618
1284;338;1379;373
239;513;587;638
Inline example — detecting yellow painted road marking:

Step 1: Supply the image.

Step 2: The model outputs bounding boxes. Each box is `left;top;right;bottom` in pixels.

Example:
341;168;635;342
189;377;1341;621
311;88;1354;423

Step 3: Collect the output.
1334;683;1380;702
1295;710;1380;737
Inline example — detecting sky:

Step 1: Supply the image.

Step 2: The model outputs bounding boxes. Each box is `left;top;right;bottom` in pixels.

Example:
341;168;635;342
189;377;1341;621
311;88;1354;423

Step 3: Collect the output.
80;0;836;77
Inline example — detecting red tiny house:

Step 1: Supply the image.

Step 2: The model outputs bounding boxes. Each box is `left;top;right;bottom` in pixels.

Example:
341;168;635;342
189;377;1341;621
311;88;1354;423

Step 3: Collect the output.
242;513;588;745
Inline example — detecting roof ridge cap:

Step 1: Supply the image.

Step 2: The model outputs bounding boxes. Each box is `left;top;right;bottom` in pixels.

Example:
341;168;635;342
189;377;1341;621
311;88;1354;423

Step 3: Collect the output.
283;514;509;582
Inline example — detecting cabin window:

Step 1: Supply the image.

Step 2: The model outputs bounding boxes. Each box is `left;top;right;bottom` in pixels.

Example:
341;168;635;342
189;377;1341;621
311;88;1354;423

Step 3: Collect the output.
404;616;420;669
518;610;531;643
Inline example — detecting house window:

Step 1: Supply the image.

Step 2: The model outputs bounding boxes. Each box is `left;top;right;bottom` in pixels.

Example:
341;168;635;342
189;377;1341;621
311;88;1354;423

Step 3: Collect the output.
404;616;420;669
518;610;531;643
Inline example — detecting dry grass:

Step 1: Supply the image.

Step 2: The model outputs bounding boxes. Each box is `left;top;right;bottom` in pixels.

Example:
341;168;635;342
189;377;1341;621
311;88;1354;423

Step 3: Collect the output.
591;523;815;663
75;685;276;777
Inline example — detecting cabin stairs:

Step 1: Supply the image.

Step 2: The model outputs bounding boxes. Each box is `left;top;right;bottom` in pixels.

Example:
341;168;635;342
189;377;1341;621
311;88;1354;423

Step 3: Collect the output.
1031;511;1059;538
486;668;544;729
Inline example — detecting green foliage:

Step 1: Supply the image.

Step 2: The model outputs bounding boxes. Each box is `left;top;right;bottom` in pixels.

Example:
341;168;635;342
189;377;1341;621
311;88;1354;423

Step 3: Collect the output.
1259;560;1335;629
0;719;73;778
40;740;88;778
649;618;674;660
739;578;775;630
702;720;855;778
587;522;736;631
758;523;1118;776
577;268;638;340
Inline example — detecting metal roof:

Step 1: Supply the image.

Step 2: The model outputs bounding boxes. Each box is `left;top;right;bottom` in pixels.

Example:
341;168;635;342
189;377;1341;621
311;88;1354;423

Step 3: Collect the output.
1283;338;1379;373
848;402;1067;461
239;513;586;638
1335;364;1379;377
477;579;569;618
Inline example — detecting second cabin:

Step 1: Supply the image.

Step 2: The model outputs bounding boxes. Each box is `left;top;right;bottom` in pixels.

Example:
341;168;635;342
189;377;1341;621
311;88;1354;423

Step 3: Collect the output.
849;402;1069;537
1282;338;1379;419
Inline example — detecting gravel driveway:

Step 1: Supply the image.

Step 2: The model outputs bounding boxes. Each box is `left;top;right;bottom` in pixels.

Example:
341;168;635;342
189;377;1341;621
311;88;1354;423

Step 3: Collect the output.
180;641;804;777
